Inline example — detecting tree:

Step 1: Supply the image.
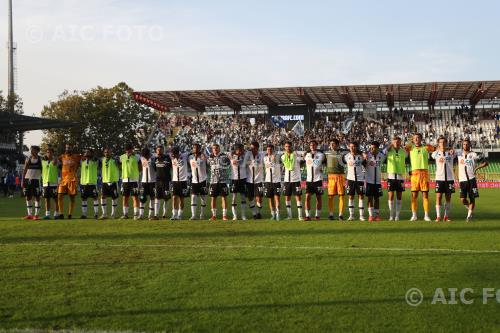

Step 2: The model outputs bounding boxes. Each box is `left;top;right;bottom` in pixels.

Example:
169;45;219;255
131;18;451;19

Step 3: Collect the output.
0;91;25;152
41;82;157;155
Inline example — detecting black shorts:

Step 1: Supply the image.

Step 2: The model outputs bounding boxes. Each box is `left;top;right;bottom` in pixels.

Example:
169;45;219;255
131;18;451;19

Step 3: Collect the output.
155;181;171;200
121;182;139;197
388;179;405;192
172;181;189;197
306;180;323;195
191;181;208;196
101;183;119;199
346;180;365;196
22;179;41;198
246;182;263;200
264;182;281;198
42;185;58;199
80;184;98;200
139;182;156;202
436;180;455;194
283;181;302;197
459;179;479;200
230;179;247;194
365;183;383;197
209;183;229;197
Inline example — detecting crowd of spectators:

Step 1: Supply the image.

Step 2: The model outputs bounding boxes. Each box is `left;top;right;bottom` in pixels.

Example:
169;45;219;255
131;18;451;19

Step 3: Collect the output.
150;108;498;152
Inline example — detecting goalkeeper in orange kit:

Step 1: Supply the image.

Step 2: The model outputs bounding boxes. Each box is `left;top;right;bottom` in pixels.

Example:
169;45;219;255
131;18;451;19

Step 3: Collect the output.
55;144;81;219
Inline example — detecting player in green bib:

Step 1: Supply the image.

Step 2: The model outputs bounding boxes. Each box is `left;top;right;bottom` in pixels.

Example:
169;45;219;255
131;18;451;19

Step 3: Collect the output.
384;136;407;221
99;147;120;219
119;144;141;219
80;149;99;219
41;147;59;219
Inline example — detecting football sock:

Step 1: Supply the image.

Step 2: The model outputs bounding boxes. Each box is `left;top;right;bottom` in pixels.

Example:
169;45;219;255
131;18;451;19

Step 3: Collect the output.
396;200;402;218
423;197;430;214
57;196;64;215
338;196;345;216
231;203;238;218
191;195;197;217
286;200;292;217
139;203;145;217
101;198;107;216
444;202;450;217
241;200;246;218
69;199;76;215
388;200;394;218
93;200;99;216
154;199;160;217
411;196;417;214
26;200;33;216
200;197;206;218
34;200;40;216
81;201;88;216
249;200;257;215
348;199;354;217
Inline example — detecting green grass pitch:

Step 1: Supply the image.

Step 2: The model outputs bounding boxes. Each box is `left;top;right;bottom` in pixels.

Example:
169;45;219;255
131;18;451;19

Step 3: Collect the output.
0;189;500;332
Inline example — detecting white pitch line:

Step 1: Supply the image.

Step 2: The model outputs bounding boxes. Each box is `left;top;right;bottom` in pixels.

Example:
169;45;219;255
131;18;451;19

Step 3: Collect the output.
1;242;500;254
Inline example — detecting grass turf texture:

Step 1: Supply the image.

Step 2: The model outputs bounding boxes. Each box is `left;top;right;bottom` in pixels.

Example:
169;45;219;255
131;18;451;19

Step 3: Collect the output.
0;190;499;332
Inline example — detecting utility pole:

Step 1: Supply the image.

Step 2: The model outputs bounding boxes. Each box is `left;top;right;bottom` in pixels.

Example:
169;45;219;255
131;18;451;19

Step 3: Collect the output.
8;0;15;103
7;0;23;154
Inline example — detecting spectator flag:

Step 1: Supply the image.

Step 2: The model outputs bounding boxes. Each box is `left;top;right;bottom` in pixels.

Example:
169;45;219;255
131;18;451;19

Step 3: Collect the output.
271;116;286;128
292;120;305;137
341;116;355;134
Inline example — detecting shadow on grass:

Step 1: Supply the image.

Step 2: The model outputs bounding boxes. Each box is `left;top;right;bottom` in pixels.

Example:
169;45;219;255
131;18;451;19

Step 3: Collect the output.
2;224;500;244
3;297;417;324
1;251;491;270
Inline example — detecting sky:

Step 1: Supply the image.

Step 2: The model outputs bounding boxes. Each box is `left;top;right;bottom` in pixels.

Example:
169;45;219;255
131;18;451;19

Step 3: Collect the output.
0;0;499;145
